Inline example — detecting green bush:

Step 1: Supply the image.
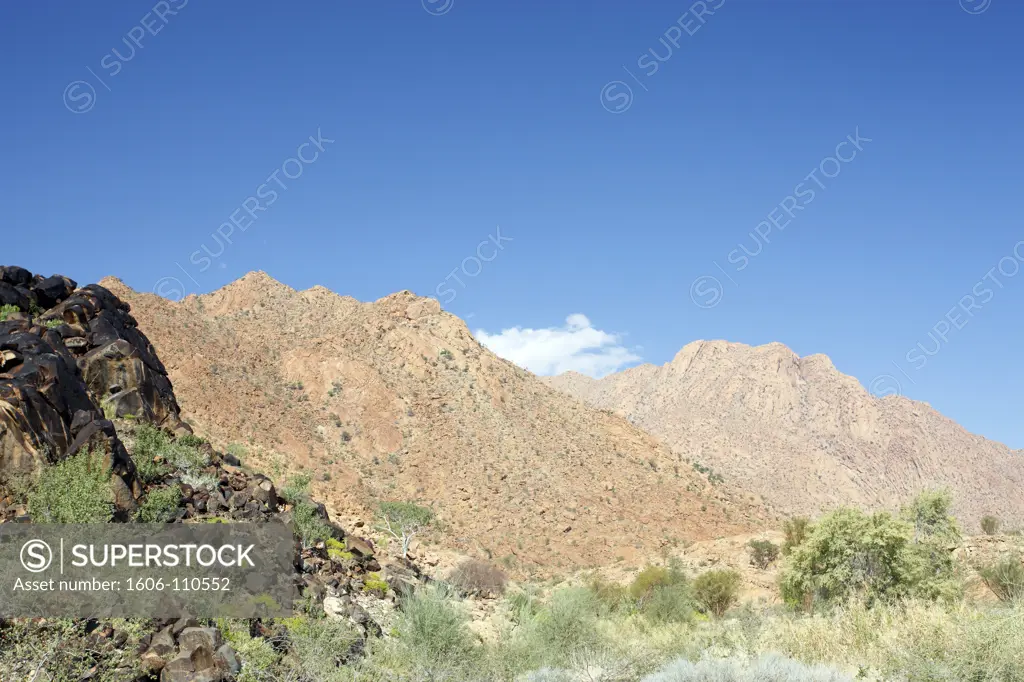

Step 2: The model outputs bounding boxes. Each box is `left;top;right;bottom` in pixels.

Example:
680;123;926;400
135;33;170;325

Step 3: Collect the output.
136;486;180;523
0;304;20;321
780;496;962;608
901;490;963;602
177;434;207;448
981;515;1000;535
693;569;741;617
280;473;313;504
587;576;629;610
627;561;694;623
284;617;360;679
131;424;207;478
748;539;781;569
292;501;335;546
783;517;811;555
363;573;390;597
781;508;910;607
979;555;1024;603
0;618;147;681
28;449;113;523
902;489;960;544
394;585;479;667
533;588;603;661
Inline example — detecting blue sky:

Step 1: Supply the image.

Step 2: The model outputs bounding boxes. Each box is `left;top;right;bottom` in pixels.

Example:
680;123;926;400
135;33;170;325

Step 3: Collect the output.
3;1;1022;448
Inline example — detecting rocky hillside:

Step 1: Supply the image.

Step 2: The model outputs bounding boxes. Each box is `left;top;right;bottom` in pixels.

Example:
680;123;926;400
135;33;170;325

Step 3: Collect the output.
545;340;1024;529
101;273;767;573
1;265;191;515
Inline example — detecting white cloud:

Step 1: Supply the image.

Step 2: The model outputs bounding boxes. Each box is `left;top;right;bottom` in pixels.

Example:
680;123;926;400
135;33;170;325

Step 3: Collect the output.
474;314;641;378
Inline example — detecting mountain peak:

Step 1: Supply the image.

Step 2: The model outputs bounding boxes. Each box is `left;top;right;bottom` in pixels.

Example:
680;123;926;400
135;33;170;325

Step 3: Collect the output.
548;338;1024;528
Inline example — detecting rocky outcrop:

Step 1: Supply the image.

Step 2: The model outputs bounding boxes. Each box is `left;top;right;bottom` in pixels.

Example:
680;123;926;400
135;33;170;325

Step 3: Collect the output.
0;266;189;510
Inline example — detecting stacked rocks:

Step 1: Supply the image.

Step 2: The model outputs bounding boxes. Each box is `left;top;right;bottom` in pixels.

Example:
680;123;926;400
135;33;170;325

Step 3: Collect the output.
1;265;191;511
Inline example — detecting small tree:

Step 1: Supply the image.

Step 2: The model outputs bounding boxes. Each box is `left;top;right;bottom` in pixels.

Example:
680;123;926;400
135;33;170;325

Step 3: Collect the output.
782;517;811;555
748;539;781;569
376;501;434;558
693;569;741;617
981;515;1000;535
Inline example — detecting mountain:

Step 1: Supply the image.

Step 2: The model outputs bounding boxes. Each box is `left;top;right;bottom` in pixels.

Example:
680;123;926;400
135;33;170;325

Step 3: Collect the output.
100;274;766;573
544;340;1024;528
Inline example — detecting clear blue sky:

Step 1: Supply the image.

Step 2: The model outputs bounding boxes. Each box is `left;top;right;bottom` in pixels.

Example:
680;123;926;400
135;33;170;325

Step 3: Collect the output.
3;1;1022;448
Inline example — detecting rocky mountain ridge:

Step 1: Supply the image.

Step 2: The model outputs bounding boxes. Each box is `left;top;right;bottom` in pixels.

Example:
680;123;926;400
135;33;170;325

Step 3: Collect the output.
545;339;1024;528
101;272;766;573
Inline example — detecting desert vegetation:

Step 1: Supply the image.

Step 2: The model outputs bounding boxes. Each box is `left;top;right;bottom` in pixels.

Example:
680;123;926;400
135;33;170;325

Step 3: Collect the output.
197;490;1023;681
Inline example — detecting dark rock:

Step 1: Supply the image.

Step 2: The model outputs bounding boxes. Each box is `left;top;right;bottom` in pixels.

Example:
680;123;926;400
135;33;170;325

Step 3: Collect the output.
171;617;199;637
30;275;75;309
216;644;241;675
70;408;99;436
229;489;251;509
346;536;374;558
251;478;277;507
0;282;29;311
148;626;176;658
0;266;32;287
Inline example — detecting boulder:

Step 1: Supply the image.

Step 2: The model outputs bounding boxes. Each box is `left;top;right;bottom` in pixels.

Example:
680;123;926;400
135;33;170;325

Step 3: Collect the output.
0;266;32;287
0;282;29;311
30;275;75;310
177;627;223;656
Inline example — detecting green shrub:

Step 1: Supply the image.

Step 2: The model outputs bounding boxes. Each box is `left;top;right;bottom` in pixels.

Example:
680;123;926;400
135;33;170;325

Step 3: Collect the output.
292;501;334;546
588;576;629;610
29;449;113;523
902;489;960;544
449;560;508;596
283;617;360;680
644;581;697;624
901;490;963;601
363;573;390;597
394;585;478;667
534;588;603;661
281;473;313;504
979;555;1024;603
748;539;781;569
130;425;208;474
780;499;961;608
44;318;63;329
0;618;146;681
136;486;180;523
132;423;170;460
624;561;695;623
981;515;1000;535
0;304;20;321
164;442;210;473
783;517;811;555
177;434;207;448
325;537;354;562
693;569;741;617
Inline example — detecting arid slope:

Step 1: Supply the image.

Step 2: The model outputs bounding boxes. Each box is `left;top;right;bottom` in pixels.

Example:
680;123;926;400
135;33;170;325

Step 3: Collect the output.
545;340;1024;528
102;274;766;572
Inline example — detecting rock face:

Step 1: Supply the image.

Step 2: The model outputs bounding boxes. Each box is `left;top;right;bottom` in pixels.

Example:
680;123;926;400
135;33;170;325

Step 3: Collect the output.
0;266;189;504
545;340;1024;528
104;272;768;572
